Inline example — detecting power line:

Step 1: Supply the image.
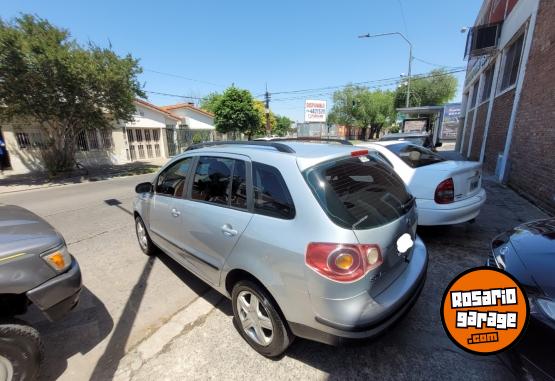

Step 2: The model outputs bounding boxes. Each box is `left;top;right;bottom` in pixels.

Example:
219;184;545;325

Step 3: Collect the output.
397;0;410;39
413;57;454;68
144;90;203;100
267;68;466;102
143;69;224;87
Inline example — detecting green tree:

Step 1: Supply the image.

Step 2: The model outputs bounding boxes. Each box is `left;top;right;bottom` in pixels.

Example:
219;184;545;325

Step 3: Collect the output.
213;86;261;140
395;68;457;108
0;15;144;174
199;92;222;113
328;86;395;140
274;115;293;137
253;100;276;137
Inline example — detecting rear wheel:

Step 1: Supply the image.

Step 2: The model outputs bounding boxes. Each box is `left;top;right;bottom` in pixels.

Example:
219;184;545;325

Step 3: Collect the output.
231;281;293;357
135;216;157;256
0;321;43;381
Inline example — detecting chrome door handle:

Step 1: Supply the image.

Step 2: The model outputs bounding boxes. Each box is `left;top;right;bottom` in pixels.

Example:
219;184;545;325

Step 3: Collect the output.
171;208;181;217
221;224;237;237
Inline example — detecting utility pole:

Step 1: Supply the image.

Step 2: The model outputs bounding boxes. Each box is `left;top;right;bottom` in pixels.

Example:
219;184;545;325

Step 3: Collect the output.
265;84;271;136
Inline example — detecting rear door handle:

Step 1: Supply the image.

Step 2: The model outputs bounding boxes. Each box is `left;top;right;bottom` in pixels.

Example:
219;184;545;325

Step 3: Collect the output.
221;224;237;237
171;208;181;217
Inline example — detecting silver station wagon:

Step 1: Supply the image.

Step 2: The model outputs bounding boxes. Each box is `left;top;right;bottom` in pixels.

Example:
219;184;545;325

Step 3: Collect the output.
133;140;428;357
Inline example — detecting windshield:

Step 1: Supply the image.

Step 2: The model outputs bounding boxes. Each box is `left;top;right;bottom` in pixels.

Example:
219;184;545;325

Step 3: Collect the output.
304;155;414;230
386;143;446;168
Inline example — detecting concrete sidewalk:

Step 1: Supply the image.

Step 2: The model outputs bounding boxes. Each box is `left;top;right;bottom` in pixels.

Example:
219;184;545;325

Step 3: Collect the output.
0;162;161;194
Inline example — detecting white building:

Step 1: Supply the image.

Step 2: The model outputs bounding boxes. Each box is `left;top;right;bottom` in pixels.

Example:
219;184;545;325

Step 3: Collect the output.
0;99;216;174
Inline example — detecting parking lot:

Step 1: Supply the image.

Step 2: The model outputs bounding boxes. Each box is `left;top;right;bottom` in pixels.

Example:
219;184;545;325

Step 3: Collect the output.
0;168;548;380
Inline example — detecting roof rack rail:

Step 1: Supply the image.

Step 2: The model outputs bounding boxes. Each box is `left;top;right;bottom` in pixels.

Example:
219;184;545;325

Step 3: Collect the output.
185;140;296;153
270;137;353;145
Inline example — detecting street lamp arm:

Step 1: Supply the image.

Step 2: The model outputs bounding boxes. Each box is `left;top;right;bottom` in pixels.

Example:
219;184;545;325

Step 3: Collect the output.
358;32;412;48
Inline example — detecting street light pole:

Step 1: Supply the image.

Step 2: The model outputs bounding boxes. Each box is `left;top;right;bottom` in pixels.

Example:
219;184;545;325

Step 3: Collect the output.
358;32;413;108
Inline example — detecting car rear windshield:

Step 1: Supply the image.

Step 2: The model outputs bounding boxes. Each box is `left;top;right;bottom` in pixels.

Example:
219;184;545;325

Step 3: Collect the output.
304;155;414;230
386;143;445;168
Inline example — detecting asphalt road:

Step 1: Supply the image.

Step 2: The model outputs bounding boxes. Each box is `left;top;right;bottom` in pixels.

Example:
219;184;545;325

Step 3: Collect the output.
0;174;211;381
0;173;547;381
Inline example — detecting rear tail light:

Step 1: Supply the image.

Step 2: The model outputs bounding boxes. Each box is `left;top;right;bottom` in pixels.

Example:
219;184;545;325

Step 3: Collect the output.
350;149;368;157
435;178;454;204
306;243;383;282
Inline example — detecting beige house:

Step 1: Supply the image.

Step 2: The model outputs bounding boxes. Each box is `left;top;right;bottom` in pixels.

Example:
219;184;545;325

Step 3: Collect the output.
0;99;216;174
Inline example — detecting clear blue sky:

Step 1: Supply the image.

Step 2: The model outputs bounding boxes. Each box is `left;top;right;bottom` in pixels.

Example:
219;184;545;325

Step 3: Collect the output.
2;0;481;121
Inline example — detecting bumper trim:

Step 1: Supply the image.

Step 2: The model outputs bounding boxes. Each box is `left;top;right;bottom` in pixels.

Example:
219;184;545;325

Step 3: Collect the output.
313;269;426;332
26;256;82;320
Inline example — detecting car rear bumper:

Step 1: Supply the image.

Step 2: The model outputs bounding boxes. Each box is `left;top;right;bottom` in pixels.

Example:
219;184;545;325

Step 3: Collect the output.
26;256;82;321
290;236;428;345
416;188;486;225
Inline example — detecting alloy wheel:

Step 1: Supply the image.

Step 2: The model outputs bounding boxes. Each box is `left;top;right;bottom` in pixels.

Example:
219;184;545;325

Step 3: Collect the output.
236;291;274;346
136;220;148;250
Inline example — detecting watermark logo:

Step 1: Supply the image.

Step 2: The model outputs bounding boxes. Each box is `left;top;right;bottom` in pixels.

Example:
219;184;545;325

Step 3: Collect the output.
440;267;529;355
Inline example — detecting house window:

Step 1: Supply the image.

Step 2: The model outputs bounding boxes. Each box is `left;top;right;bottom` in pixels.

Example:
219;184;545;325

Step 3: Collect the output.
144;129;152;142
15;132;31;149
153;129;160;141
100;129;113;149
87;130;100;150
77;131;89;151
481;66;494;103
469;81;479;109
500;34;524;91
127;129;135;143
154;144;161;157
135;129;143;142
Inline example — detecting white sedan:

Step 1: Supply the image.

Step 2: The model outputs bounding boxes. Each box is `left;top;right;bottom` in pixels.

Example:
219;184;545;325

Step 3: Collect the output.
358;141;487;226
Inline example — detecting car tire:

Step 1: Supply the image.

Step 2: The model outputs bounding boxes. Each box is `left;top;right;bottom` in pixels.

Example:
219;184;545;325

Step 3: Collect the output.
135;216;157;256
0;320;43;381
231;280;293;358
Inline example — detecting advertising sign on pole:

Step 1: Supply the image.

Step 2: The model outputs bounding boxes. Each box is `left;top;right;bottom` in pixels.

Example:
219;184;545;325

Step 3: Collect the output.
304;100;327;123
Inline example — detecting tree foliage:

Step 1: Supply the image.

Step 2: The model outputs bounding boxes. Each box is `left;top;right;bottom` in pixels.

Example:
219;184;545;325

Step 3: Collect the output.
395;68;457;108
328;86;395;139
213;86;261;139
274;115;293;137
253;100;276;137
199;92;222;114
0;14;144;174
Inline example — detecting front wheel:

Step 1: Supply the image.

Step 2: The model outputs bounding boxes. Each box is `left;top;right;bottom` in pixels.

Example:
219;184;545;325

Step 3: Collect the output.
135;216;157;256
231;281;293;357
0;321;43;381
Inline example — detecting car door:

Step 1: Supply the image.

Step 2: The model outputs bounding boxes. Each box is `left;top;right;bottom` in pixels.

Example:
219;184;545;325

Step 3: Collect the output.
148;156;194;259
175;154;253;285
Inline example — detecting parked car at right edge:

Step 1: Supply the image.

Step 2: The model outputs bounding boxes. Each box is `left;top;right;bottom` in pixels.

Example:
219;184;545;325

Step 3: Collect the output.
487;218;555;381
133;140;428;357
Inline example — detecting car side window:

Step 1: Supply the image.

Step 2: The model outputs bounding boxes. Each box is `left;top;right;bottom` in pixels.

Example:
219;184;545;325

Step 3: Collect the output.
191;156;234;206
155;157;192;197
230;160;247;209
252;162;295;219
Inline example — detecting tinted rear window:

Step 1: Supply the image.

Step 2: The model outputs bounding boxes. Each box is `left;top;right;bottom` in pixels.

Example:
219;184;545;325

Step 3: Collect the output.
386;143;445;168
304;155;413;229
253;162;295;219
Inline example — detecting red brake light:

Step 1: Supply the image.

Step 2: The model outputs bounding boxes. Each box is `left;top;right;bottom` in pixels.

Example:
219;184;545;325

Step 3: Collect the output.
350;149;368;157
306;243;383;282
435;178;455;204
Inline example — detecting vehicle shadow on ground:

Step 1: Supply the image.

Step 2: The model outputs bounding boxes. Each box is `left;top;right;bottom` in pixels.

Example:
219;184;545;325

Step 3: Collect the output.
89;251;218;380
23;286;113;381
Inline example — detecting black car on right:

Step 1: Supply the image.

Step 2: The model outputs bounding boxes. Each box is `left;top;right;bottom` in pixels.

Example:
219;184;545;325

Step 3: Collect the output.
487;218;555;381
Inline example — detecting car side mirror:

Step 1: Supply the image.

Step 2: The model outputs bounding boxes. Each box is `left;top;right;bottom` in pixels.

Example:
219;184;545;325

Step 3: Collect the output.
135;182;153;194
435;142;443;148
